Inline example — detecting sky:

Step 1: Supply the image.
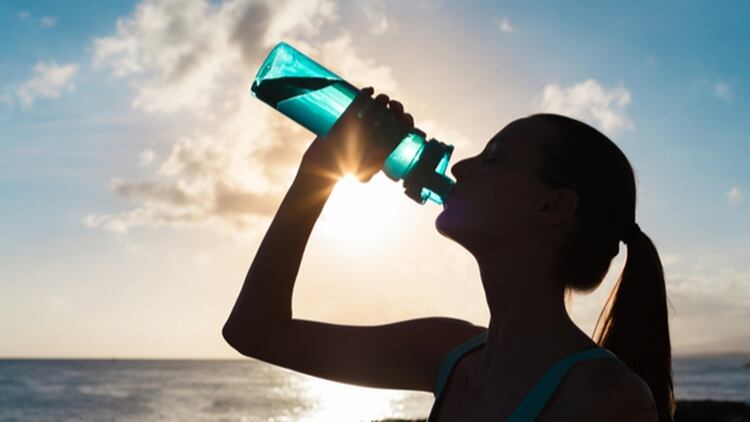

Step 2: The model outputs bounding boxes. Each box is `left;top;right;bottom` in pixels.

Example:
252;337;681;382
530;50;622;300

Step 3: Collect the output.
1;0;749;358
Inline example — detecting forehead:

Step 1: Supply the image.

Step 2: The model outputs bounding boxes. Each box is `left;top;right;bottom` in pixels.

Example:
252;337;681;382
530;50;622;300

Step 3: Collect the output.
486;119;539;157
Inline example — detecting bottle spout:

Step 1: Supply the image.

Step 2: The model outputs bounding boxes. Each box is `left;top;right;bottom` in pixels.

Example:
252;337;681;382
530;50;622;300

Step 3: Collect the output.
402;138;455;205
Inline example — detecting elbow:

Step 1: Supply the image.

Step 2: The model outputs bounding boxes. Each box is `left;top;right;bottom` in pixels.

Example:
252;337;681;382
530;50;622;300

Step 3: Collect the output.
222;320;250;356
222;319;274;358
222;311;291;358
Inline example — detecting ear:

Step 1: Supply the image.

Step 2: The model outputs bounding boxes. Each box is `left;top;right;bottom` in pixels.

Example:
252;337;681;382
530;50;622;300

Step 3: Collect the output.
538;188;578;225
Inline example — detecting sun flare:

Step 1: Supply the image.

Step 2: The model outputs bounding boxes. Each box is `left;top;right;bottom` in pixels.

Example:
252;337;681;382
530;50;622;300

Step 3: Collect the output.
317;173;409;256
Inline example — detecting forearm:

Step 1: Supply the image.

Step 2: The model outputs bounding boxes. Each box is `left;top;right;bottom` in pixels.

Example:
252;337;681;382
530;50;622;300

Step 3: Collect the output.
224;170;336;338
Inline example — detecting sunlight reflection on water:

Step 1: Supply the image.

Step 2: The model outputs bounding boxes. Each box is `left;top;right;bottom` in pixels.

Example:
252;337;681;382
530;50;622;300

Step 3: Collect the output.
298;376;409;421
0;359;435;421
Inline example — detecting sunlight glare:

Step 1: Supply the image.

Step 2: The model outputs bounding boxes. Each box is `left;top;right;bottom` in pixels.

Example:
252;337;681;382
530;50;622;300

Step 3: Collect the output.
299;376;408;421
317;173;409;256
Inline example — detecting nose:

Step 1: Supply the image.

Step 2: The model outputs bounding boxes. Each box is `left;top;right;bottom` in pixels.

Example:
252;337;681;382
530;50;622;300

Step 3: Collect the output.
450;157;472;181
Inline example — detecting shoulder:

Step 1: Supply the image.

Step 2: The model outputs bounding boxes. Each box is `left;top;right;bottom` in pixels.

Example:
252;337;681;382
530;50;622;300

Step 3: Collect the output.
403;317;487;390
541;355;659;422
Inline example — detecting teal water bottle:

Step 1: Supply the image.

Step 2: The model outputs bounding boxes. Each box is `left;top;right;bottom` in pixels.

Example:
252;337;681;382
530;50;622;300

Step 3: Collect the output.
250;42;455;206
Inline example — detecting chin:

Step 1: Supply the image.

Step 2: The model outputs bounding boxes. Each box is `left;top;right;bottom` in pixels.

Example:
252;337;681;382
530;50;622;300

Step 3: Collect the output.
436;207;502;254
435;207;471;241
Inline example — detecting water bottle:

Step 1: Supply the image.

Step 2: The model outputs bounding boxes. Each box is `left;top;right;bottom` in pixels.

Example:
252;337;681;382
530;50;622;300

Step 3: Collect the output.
250;42;455;206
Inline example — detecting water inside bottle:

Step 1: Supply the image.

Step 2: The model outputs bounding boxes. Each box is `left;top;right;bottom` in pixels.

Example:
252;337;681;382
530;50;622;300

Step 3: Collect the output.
251;75;453;205
251;76;358;136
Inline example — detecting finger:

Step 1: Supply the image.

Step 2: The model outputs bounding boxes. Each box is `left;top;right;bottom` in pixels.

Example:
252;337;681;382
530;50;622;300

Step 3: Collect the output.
361;86;374;95
402;112;414;128
374;93;390;105
388;100;404;115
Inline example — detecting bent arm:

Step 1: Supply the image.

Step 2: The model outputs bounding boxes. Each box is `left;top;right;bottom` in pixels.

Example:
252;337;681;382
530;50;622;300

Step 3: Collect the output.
221;166;487;391
223;87;392;344
222;89;488;392
223;169;335;342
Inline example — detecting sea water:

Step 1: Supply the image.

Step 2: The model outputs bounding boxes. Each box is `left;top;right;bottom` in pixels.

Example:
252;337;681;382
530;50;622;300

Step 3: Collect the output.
1;355;749;421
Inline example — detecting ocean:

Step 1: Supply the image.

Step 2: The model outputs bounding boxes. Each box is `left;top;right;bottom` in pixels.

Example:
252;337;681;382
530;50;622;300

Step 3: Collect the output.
1;355;748;421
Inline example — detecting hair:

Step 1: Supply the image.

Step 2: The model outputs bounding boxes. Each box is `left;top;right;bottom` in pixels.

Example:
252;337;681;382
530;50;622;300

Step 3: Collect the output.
529;113;674;422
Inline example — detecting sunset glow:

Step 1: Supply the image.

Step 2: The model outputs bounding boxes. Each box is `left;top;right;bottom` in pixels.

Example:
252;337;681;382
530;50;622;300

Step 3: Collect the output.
2;0;749;360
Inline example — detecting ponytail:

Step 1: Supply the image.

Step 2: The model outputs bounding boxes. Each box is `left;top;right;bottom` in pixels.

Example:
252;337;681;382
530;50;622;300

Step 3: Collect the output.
529;113;675;422
594;229;675;422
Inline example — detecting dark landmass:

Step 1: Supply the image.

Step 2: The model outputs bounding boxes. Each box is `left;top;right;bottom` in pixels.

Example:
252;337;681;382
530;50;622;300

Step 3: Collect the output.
675;400;750;422
373;399;750;422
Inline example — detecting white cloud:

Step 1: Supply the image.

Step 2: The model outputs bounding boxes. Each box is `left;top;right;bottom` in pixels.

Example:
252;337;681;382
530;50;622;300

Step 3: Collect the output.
7;61;79;109
493;16;514;33
91;0;339;114
17;11;58;28
533;79;634;136
362;1;392;35
86;0;399;233
665;249;750;353
138;148;156;166
727;186;745;205
713;81;734;104
40;16;57;28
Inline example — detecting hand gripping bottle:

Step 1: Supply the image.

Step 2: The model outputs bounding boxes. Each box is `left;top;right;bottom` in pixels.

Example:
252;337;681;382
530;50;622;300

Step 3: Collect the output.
250;42;455;206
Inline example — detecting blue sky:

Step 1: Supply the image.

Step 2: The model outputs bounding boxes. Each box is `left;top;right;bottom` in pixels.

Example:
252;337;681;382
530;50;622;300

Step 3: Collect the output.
1;0;749;358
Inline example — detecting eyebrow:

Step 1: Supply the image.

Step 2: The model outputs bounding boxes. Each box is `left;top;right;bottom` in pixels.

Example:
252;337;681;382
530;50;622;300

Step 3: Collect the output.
487;139;503;154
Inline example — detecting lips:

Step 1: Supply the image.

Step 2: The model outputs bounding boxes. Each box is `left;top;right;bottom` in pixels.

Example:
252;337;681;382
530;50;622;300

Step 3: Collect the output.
443;186;459;208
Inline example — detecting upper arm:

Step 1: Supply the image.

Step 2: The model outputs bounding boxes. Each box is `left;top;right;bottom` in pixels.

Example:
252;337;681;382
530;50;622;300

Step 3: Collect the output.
590;377;659;422
545;359;659;422
223;316;487;392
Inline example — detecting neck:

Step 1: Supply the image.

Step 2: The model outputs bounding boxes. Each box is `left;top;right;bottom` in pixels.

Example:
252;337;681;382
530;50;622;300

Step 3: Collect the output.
472;249;596;382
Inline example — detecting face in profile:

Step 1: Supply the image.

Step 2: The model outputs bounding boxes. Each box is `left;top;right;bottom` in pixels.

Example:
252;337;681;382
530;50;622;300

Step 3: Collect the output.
435;117;560;255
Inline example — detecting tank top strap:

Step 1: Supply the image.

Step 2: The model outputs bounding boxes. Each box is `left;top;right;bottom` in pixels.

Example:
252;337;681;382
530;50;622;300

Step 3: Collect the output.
434;331;488;398
506;347;622;422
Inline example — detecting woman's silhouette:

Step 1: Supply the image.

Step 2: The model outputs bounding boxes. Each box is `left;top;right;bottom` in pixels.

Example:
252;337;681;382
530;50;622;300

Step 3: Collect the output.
223;87;674;421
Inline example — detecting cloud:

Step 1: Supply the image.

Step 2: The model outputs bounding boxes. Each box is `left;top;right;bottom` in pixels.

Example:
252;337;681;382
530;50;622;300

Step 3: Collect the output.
138;148;156;166
86;0;398;233
39;16;57;28
713;81;734;105
492;16;514;33
5;61;79;109
533;79;634;136
727;186;745;205
362;1;392;35
17;11;57;28
665;249;750;352
91;0;339;114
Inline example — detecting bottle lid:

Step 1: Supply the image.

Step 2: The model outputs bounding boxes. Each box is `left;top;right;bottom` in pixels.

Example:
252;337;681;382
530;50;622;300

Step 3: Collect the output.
402;139;454;204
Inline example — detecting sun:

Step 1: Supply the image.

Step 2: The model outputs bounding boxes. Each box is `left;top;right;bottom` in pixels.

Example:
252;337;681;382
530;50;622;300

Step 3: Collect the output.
317;173;409;256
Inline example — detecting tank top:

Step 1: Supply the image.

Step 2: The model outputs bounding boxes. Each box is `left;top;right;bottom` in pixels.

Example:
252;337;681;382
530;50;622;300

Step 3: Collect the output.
426;331;622;421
